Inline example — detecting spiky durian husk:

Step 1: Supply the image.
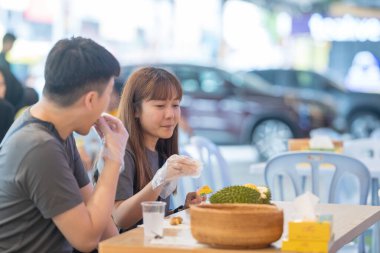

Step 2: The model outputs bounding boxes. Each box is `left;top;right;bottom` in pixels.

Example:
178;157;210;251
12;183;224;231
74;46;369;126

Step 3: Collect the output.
257;186;272;204
209;185;265;204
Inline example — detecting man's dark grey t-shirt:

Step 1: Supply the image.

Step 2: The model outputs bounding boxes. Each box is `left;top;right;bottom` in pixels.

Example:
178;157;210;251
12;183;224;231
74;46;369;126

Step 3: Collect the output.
115;146;170;230
0;109;90;253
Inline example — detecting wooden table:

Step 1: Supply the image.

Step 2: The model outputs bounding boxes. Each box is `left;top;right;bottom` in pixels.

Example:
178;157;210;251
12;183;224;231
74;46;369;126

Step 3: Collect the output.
99;202;380;253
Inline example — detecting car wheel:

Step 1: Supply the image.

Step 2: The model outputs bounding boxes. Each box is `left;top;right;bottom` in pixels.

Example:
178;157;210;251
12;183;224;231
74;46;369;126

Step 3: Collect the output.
350;112;380;138
251;119;294;160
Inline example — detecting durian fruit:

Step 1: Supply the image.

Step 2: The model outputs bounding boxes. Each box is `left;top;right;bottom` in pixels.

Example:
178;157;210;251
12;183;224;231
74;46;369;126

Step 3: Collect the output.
256;186;271;204
209;185;271;204
244;183;258;190
244;184;271;204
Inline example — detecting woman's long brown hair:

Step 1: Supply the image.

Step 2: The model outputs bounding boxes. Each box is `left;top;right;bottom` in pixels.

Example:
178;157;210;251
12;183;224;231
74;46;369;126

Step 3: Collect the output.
118;67;183;190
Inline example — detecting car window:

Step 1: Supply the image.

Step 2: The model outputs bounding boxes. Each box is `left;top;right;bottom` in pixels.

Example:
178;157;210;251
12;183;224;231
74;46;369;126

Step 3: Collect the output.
174;67;200;92
296;71;332;91
174;66;227;94
255;70;297;88
314;73;337;92
296;71;315;89
254;70;276;85
233;71;272;93
199;70;224;93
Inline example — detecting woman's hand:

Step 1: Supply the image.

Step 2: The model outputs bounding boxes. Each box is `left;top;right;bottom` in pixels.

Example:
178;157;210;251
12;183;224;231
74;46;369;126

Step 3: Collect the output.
184;192;206;209
151;155;201;191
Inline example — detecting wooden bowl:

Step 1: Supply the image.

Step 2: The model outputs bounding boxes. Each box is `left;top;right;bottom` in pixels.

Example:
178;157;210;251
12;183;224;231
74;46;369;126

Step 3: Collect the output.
190;204;283;249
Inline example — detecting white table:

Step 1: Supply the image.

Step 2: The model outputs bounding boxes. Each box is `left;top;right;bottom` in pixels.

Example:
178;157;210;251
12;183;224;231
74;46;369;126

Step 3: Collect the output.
276;201;380;253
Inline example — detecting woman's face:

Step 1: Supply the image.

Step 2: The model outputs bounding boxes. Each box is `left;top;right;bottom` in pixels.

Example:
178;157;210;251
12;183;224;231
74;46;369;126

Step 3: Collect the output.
137;97;181;149
0;72;6;99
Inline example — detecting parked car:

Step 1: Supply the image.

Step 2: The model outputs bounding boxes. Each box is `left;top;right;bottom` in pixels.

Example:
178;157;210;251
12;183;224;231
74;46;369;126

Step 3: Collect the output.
118;64;335;159
251;69;380;138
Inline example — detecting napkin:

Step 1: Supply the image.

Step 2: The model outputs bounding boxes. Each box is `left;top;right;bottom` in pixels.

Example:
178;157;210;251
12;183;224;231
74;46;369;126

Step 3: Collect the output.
149;229;201;247
309;136;334;150
293;191;319;221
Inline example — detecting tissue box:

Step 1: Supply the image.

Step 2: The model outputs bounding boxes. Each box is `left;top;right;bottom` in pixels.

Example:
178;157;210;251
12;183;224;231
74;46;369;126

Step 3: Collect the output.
282;239;329;253
288;220;332;241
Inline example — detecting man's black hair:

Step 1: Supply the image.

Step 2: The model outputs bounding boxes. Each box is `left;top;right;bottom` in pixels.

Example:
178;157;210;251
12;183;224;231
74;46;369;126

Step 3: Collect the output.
3;33;16;44
43;37;120;106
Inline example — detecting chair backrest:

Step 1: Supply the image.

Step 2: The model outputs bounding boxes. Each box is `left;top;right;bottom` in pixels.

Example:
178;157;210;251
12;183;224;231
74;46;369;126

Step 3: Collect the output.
174;136;231;205
174;145;196;205
264;151;370;204
189;136;231;190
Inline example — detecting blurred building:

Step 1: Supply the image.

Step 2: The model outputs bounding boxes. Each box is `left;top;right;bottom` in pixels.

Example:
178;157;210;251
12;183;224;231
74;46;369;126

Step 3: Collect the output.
1;0;380;95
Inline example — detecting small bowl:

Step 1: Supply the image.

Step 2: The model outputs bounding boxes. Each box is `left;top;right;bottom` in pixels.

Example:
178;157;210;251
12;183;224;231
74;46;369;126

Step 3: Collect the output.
190;203;283;249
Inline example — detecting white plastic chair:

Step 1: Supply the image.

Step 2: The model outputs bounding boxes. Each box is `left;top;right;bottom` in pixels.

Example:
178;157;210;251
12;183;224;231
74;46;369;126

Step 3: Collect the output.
175;136;231;205
265;151;371;253
265;151;370;204
189;136;231;189
344;138;380;252
344;138;380;206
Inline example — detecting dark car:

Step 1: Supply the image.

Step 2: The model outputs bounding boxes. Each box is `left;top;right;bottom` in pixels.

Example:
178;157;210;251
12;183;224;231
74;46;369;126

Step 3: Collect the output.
119;64;334;159
251;69;380;138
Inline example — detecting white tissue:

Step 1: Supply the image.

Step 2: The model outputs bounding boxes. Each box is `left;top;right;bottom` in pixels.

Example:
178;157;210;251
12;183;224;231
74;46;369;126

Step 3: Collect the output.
293;192;319;221
309;136;334;150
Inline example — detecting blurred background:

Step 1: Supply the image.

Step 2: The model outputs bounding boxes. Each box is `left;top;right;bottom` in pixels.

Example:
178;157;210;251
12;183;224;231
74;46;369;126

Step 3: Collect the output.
3;0;380;182
2;0;380;178
3;0;380;94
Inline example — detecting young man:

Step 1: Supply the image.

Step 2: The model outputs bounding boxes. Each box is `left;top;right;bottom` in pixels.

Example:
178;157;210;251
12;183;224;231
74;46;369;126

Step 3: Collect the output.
0;37;128;252
0;32;16;71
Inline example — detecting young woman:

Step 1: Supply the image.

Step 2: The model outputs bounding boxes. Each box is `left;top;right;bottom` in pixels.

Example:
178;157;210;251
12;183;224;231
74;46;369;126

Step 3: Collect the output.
113;67;203;230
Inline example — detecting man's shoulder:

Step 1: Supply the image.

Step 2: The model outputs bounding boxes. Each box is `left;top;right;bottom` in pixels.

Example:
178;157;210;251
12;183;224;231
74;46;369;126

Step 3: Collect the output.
3;119;59;154
16;124;56;142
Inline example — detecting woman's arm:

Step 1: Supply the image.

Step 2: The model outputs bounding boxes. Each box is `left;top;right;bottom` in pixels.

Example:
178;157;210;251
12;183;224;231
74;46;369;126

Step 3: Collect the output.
113;182;162;229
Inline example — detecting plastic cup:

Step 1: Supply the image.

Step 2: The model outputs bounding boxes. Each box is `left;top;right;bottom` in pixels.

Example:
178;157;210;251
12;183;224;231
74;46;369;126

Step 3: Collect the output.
141;201;166;238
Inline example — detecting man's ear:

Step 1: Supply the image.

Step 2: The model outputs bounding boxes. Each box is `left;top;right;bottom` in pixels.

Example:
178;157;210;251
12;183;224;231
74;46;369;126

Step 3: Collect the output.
83;91;98;110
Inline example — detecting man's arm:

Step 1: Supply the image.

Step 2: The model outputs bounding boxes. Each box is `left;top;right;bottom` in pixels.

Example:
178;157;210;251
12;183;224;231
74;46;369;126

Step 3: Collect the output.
113;182;161;229
53;115;128;252
80;183;119;240
53;159;121;252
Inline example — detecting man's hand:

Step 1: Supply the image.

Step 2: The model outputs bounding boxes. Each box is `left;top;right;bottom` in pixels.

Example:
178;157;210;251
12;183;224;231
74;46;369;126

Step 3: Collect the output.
94;113;128;165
